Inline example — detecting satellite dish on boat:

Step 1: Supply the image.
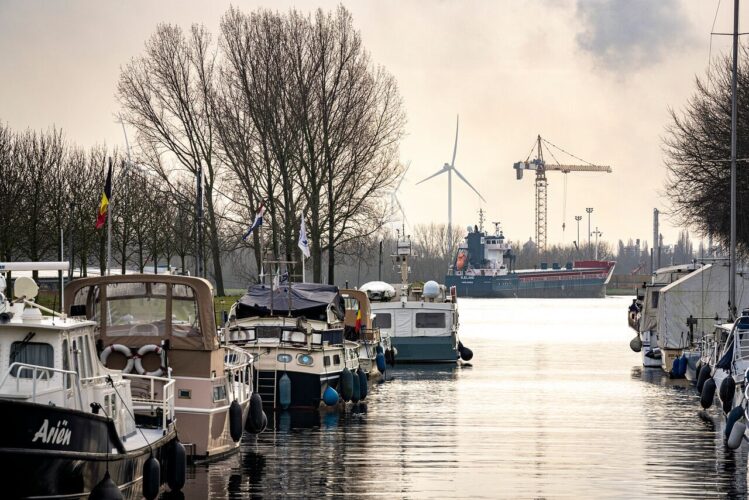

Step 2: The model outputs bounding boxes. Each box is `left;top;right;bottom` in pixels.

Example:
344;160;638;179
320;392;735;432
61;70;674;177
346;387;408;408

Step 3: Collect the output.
14;277;39;300
423;280;440;299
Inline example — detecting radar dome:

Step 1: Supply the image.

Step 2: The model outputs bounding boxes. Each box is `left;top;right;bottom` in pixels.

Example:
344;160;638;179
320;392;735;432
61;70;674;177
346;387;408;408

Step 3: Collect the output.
423;280;440;299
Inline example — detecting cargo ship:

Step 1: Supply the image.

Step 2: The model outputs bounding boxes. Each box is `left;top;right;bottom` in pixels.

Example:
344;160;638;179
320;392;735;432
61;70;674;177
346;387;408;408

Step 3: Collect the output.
445;220;615;298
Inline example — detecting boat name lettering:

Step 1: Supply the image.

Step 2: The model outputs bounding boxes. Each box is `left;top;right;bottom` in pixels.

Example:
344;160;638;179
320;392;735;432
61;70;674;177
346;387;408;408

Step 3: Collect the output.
32;419;72;446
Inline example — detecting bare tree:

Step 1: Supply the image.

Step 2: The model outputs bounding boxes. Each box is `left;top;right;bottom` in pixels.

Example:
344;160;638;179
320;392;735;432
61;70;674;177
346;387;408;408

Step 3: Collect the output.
118;23;228;294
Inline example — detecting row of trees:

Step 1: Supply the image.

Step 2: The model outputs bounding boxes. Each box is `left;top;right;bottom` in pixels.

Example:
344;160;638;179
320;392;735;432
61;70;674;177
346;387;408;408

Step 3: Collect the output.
0;124;197;277
117;6;405;294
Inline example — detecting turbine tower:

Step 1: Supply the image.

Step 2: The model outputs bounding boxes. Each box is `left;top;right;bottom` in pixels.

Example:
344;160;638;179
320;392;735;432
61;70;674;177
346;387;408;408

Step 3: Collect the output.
416;115;486;238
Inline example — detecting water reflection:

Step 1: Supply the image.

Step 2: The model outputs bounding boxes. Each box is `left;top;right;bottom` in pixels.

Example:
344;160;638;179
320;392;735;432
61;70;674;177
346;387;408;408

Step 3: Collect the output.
175;298;749;498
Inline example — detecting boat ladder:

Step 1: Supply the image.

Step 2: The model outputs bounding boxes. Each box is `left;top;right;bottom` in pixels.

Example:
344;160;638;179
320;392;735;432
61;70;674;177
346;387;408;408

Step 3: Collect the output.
256;350;279;410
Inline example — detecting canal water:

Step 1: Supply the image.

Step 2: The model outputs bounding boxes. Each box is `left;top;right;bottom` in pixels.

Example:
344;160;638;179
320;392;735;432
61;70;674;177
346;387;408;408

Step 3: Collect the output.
177;297;748;498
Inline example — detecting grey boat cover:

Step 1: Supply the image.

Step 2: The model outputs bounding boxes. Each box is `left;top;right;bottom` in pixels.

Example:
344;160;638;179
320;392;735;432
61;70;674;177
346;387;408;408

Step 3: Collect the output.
236;283;345;322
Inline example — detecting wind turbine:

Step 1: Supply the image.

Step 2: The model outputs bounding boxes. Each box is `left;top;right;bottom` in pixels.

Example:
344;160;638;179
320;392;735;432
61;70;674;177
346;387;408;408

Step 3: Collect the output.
389;161;410;226
416;115;485;238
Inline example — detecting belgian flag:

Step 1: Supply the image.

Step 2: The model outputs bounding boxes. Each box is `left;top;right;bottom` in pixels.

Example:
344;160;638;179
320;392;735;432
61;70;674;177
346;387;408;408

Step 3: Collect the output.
355;306;362;334
95;161;112;230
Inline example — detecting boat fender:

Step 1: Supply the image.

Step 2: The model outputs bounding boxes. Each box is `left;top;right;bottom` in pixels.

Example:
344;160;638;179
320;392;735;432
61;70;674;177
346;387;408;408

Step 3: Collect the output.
351;367;361;403
142;455;161;500
720;377;737;413
340;368;353;401
376;345;385;355
458;341;474;361
134;344;165;376
88;470;123;500
696;360;703;378
725;407;745;440
629;335;642;353
167;441;187;492
700;378;717;409
357;368;368;400
99;344;134;373
279;373;292;410
385;348;396;366
246;393;265;433
728;421;747;450
376;351;387;373
229;400;243;442
323;386;340;406
696;365;711;393
260;412;268;433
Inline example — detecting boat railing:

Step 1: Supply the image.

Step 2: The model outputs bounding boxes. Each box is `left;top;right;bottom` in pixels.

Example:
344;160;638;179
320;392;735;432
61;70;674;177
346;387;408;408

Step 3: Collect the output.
0;362;84;410
120;373;175;431
224;344;254;370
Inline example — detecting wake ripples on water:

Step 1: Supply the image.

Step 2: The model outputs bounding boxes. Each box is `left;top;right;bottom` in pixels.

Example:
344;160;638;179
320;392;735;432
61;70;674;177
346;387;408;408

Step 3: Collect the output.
175;297;748;499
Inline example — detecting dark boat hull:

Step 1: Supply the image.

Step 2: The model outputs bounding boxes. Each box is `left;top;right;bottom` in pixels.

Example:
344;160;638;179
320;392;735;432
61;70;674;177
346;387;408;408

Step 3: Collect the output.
446;266;614;299
257;369;342;409
0;399;176;499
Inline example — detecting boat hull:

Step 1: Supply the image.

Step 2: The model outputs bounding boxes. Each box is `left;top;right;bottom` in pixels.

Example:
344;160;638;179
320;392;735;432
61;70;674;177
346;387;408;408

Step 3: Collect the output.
0;399;175;499
446;265;613;299
257;369;342;410
391;336;459;363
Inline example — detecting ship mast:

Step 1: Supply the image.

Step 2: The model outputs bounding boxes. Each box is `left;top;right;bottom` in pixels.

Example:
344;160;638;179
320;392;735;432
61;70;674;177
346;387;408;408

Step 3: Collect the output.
730;0;739;319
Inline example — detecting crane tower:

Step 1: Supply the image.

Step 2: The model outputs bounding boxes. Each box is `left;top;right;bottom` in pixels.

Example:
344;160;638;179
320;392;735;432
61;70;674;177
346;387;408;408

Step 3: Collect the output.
513;135;612;254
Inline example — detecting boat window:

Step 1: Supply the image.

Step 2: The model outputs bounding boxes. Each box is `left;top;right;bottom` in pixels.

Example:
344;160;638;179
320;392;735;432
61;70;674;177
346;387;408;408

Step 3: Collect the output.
10;341;53;378
71;339;81;375
373;313;392;329
324;356;331;366
62;339;69;371
415;312;446;328
105;283;167;337
343;297;358;310
277;353;293;363
213;385;227;402
81;336;92;378
333;355;341;365
172;285;201;338
650;291;659;309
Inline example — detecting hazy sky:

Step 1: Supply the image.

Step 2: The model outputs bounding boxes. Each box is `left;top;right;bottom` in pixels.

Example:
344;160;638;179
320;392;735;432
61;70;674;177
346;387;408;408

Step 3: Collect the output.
0;1;740;248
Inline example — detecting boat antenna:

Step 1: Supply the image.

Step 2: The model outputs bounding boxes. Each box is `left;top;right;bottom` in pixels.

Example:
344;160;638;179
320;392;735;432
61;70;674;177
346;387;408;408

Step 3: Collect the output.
478;209;485;232
493;221;501;236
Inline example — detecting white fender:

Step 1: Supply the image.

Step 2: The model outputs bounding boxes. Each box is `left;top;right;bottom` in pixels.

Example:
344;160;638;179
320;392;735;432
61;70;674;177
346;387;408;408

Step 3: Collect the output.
134;344;165;377
100;344;134;373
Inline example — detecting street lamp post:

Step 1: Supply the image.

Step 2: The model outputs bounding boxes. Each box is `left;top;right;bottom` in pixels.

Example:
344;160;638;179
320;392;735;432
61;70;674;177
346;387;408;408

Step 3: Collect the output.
574;215;582;250
585;208;593;256
592;226;603;260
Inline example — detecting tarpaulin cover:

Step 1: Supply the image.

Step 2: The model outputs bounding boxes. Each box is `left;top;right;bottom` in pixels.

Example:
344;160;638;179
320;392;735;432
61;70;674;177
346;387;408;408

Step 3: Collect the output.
236;283;345;321
658;264;749;349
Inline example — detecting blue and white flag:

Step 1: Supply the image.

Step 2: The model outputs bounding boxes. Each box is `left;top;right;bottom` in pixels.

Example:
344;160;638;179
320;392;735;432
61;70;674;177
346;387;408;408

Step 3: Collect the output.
298;214;310;258
242;203;265;241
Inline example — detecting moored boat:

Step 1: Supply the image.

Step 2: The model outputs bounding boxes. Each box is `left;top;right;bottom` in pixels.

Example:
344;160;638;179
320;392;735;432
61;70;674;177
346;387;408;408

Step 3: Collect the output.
0;264;184;499
341;288;393;379
361;233;473;364
64;274;264;461
226;282;362;410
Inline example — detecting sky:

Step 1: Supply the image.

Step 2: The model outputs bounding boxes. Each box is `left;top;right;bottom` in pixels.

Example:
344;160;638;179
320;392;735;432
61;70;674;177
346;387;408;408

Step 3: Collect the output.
0;0;741;249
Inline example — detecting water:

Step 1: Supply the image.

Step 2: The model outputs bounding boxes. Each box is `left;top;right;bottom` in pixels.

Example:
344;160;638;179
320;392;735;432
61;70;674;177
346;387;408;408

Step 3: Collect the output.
177;297;748;498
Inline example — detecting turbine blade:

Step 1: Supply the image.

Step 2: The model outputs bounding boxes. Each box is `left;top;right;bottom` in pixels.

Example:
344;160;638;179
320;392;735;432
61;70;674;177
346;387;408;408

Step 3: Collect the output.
395;196;408;224
451;115;459;167
416;166;448;185
453;167;486;202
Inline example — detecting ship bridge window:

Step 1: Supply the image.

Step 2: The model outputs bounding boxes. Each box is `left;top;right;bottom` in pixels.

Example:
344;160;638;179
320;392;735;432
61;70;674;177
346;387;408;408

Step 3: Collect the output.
10;341;54;378
415;313;446;328
373;313;391;329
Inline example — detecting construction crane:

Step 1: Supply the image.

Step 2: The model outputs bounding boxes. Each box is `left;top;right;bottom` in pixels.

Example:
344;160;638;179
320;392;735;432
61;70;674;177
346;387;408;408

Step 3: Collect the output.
513;135;612;254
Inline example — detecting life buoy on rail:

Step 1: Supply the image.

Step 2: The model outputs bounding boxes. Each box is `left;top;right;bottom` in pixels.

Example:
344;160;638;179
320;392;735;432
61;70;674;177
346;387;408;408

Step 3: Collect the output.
134;344;166;377
100;344;134;373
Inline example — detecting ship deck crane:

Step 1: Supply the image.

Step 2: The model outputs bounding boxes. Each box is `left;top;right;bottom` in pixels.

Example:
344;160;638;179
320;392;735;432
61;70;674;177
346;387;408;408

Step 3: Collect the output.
513;135;611;254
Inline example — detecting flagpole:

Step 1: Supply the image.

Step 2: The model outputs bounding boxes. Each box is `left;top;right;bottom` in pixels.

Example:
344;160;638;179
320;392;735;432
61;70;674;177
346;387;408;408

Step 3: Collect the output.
106;157;112;276
302;255;306;284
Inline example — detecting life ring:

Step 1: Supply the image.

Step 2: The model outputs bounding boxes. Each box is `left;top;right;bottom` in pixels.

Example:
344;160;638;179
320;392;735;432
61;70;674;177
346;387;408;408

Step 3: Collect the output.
134;344;165;377
100;344;134;373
